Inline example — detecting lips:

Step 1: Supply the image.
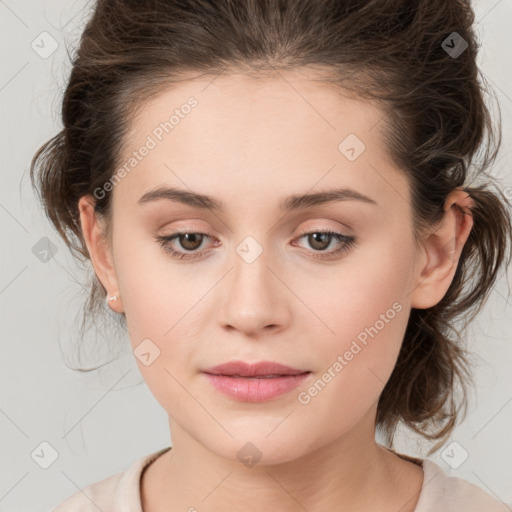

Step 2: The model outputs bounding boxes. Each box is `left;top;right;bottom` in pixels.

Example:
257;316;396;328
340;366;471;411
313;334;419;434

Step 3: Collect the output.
202;361;312;402
203;360;310;378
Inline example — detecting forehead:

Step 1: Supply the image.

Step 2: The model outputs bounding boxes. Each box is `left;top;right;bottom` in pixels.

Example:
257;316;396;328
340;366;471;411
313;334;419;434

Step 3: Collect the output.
113;68;409;213
124;68;386;146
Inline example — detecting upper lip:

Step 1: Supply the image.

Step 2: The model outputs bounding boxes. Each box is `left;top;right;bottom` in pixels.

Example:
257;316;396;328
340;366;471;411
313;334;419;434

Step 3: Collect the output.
203;360;310;377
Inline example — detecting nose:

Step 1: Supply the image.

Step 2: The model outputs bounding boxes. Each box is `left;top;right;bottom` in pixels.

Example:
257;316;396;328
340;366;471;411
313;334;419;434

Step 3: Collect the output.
216;248;290;338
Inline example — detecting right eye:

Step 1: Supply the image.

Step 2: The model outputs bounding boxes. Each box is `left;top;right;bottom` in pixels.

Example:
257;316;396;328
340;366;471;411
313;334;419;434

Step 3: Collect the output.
155;231;218;260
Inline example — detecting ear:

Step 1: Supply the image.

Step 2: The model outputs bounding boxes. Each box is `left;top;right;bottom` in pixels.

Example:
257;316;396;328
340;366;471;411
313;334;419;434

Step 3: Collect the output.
410;188;475;309
78;195;124;314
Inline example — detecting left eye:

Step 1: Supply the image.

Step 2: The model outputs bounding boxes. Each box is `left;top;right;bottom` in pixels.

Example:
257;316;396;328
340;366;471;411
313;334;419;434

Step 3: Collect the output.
292;229;357;260
156;229;356;261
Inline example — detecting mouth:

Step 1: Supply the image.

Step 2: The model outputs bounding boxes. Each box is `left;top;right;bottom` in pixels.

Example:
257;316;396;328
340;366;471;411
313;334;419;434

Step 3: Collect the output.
209;374;310;378
202;360;310;378
201;361;312;402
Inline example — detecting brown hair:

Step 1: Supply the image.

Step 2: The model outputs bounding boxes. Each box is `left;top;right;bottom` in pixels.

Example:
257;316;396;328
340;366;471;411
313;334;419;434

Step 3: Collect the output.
30;0;512;454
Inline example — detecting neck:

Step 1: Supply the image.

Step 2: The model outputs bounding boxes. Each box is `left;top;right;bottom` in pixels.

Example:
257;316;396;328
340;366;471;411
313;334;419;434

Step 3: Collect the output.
141;411;423;512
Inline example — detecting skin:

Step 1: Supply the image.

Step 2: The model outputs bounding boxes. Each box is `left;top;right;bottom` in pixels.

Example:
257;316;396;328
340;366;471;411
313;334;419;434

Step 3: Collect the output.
78;67;474;512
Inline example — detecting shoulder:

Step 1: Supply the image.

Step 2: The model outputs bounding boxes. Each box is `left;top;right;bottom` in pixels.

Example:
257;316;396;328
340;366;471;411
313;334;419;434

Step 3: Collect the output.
51;470;124;512
50;447;172;512
415;458;510;512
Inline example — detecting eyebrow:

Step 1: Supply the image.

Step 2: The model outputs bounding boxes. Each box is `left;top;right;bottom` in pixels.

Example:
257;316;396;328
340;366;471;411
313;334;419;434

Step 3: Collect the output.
137;185;377;212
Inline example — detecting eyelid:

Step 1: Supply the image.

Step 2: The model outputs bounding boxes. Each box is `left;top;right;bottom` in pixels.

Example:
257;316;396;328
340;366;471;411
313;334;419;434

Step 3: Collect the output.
158;221;351;244
294;222;352;238
156;224;356;262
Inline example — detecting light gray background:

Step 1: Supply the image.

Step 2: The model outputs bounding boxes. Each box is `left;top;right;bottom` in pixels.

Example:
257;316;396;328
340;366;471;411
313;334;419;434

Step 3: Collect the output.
1;0;511;510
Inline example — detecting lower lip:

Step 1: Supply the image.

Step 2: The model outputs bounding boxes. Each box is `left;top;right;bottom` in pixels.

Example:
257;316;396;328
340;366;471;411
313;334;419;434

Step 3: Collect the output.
203;373;311;402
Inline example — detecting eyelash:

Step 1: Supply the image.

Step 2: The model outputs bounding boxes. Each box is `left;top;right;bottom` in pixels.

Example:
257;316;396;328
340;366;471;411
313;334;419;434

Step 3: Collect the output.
156;228;356;262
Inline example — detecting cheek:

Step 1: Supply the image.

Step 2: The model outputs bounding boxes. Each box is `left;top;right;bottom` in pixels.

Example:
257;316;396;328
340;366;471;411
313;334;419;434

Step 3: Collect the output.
120;278;202;415
296;235;414;390
286;244;413;440
114;232;200;334
113;236;215;402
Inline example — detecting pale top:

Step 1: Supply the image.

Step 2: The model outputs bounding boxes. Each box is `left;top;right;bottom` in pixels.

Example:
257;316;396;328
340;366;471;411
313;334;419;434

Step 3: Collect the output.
50;446;510;511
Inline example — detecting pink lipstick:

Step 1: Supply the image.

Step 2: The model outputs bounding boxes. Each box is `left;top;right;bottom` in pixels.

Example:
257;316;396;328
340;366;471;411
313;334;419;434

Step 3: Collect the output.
202;361;311;402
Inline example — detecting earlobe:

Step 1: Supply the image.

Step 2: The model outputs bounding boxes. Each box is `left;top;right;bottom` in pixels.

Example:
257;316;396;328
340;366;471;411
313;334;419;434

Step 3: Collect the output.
78;195;124;314
410;188;475;309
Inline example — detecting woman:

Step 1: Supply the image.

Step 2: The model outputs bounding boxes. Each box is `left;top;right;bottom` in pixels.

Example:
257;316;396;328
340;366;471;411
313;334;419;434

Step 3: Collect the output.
31;0;511;510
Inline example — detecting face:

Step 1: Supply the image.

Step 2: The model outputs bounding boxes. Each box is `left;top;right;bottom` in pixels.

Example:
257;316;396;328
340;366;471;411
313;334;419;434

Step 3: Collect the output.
83;68;436;465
